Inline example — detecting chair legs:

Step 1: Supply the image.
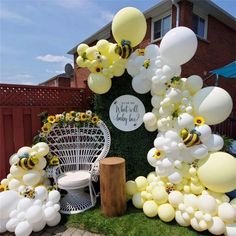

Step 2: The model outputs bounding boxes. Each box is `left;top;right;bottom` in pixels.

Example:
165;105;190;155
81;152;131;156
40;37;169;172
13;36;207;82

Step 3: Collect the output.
60;182;97;214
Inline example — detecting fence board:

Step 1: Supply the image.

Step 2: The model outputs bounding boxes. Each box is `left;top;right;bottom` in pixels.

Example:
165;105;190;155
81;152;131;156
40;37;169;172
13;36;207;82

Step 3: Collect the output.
0;84;91;179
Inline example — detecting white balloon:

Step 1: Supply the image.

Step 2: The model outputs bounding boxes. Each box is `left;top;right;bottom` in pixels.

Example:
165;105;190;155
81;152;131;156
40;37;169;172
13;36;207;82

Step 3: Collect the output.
151;96;162;108
10;165;26;178
204;134;224;152
166;88;182;104
208;216;226;235
145;44;160;58
127;59;139;77
175;210;190;226
44;207;57;221
32;219;46;232
195;124;212;142
17;198;33;212
26;206;43;224
184;194;198;209
54;204;60;212
188;144;209;160
17;146;32;155
15;221;32;236
162;65;175;78
198;194;217;215
9;153;19;165
132;74;151;94
168;171;182;184
8;178;22;190
160;27;197;66
147;148;159;168
225;223;236;236
48;190;60;204
6;217;19;232
0;218;8;233
176;113;194;130
46;212;61;227
193;87;233;125
186;75;203;94
33;199;42;206
151;82;166;96
32;142;49;156
22;170;41;186
145;123;157;132
0;190;20;219
35;186;48;201
143;112;157;126
218;203;236;223
34;157;47;170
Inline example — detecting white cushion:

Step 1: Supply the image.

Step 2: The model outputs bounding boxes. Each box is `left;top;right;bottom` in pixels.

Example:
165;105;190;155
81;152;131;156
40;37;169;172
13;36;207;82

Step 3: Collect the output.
58;170;91;189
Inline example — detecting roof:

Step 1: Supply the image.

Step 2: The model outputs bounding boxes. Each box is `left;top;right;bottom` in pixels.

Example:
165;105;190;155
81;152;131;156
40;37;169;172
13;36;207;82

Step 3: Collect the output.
67;0;236;55
210;61;236;78
39;73;70;85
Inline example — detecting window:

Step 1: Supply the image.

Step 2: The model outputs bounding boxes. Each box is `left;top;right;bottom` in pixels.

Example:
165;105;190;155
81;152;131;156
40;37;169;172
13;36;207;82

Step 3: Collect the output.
192;13;206;38
152;14;171;41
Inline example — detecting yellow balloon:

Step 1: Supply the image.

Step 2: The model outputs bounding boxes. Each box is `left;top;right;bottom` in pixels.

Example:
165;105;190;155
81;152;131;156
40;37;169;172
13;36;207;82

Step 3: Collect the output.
76;56;86;68
197;152;236;193
77;43;89;56
126;180;138;196
143;200;158;217
135;176;148;191
132;192;144;209
96;40;110;55
151;186;168;204
88;73;112;94
112;7;147;47
108;44;120;62
158;203;175;222
112;64;125;77
85;46;98;61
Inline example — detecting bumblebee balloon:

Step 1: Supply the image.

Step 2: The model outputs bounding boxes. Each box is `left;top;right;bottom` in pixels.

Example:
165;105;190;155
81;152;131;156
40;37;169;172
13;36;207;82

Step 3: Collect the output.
18;155;39;170
115;41;133;59
180;129;201;147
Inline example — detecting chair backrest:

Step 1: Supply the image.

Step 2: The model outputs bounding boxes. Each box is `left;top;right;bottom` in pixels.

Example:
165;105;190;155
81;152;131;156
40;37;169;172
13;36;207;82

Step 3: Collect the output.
46;121;111;171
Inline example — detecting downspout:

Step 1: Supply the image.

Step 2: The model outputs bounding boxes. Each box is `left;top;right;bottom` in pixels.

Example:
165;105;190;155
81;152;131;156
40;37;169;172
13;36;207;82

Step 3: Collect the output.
172;0;180;27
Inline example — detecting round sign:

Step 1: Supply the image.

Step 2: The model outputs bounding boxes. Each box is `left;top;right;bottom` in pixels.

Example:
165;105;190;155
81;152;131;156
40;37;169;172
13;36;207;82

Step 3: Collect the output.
109;95;145;132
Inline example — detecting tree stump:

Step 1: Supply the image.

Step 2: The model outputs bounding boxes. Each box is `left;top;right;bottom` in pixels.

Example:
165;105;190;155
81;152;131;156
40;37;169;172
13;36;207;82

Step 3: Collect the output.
99;157;126;217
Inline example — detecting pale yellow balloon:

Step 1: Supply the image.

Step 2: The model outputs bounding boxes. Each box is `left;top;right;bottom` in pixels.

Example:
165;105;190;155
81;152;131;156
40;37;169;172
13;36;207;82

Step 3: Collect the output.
96;40;110;55
197;152;236;193
230;198;236;208
168;191;184;207
126;181;138;196
77;43;89;56
112;64;125;77
152;186;168;204
32;142;49;157
147;172;157;183
158;203;175;222
135;176;148;191
193;87;233;125
8;178;22;190
34;157;47;170
132;192;144;209
10;165;26;178
88;73;112;94
76;56;86;68
108;44;120;62
85;46;98;61
143;200;158;217
22;170;41;186
112;7;147;47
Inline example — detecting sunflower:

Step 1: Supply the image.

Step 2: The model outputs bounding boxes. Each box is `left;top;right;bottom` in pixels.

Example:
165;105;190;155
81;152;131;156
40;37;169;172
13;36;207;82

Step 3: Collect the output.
143;59;150;69
0;184;7;192
41;123;52;133
69;111;76;117
55;114;62;122
47;115;56;124
65;113;74;122
194;116;205;126
80;112;87;121
91;116;99;124
153;149;164;159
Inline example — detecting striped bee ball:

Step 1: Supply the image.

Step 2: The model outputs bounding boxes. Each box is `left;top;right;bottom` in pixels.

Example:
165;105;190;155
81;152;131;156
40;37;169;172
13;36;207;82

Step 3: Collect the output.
180;129;201;147
18;156;39;170
115;44;132;59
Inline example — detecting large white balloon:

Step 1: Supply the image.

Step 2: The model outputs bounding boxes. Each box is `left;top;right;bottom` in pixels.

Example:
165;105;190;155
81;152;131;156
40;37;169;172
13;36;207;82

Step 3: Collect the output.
46;212;61;227
186;75;203;94
17;198;33;212
0;190;20;219
26;206;44;224
204;134;224;152
48;190;61;204
160;27;197;66
22;170;41;186
193;87;233;125
32;219;46;232
6;217;19;232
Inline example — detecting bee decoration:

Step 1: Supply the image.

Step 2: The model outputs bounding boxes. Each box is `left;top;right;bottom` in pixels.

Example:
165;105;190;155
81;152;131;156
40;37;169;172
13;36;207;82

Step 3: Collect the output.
49;156;60;166
21;186;36;199
17;154;39;170
115;40;133;59
180;128;201;148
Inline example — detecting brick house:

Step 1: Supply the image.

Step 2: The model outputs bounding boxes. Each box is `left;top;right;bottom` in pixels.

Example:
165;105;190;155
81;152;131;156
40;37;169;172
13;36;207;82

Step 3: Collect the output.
66;0;236;107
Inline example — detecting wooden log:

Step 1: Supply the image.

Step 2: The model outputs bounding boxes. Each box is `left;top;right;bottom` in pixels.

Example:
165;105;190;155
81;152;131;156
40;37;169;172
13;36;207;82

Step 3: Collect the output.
99;157;126;217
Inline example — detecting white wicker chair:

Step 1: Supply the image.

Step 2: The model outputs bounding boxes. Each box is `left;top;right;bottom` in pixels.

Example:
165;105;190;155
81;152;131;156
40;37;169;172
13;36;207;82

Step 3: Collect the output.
46;121;111;214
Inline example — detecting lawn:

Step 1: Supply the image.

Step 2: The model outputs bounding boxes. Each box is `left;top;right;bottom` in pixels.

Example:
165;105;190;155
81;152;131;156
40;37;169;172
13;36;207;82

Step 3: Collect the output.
62;201;213;236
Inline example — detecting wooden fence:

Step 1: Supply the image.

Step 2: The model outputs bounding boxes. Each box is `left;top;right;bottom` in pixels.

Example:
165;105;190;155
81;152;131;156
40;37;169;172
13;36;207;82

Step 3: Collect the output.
0;84;91;179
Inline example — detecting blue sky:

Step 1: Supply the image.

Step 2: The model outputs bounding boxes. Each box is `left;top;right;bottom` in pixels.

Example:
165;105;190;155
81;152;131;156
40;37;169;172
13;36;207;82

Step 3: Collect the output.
0;0;235;85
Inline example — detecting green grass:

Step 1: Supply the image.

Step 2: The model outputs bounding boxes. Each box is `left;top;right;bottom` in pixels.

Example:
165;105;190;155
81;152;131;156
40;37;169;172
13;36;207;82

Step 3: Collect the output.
62;201;213;236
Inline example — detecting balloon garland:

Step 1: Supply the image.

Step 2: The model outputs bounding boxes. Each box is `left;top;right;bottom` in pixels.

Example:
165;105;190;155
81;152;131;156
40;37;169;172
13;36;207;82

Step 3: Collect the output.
76;6;236;236
0;143;61;235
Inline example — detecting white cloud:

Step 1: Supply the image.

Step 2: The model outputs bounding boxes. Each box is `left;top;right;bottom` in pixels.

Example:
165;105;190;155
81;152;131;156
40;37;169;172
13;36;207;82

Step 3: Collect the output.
36;54;73;64
54;0;88;9
101;10;114;22
0;8;32;24
0;74;35;85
